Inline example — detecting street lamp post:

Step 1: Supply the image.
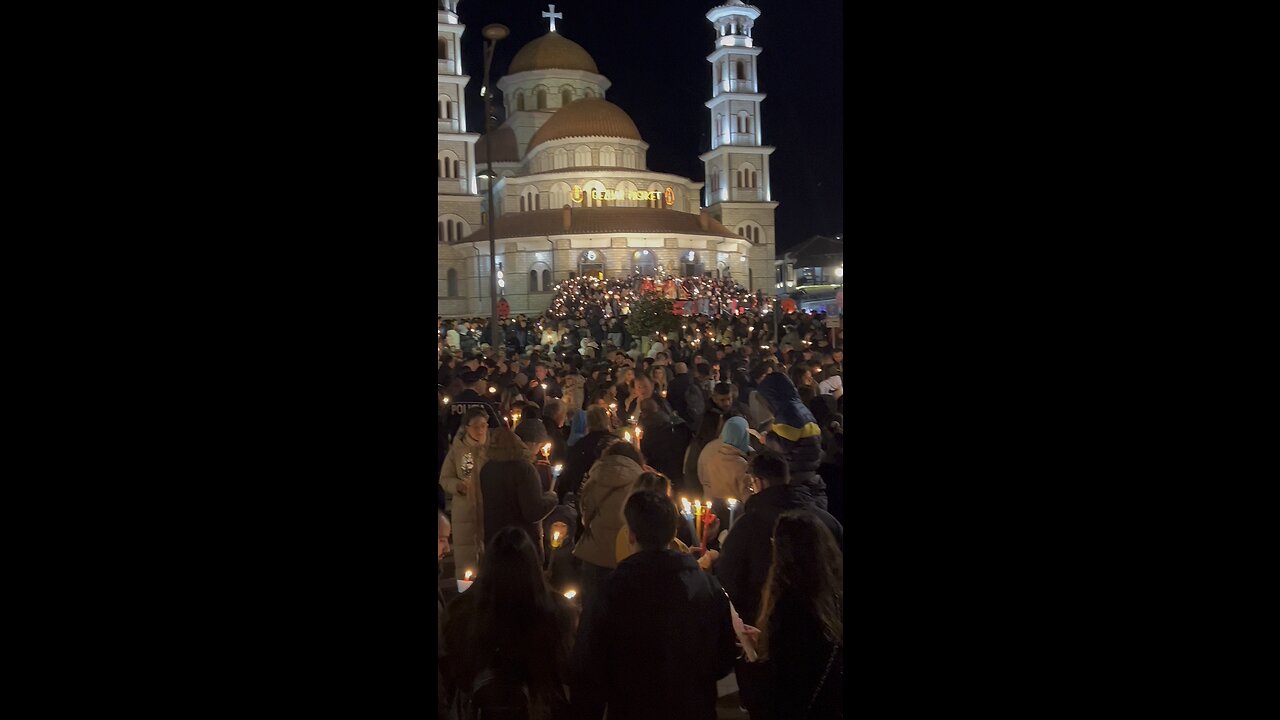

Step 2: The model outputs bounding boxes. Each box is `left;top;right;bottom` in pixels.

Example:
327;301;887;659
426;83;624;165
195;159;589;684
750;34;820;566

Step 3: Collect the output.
481;23;509;351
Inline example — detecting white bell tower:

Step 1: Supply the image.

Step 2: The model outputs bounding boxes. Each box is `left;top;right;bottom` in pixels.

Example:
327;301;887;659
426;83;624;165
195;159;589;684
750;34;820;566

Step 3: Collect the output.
438;0;482;243
699;0;777;292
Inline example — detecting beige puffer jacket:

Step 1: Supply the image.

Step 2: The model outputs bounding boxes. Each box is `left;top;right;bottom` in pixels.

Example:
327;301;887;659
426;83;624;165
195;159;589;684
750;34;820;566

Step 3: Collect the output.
572;453;643;569
440;430;488;580
696;438;749;501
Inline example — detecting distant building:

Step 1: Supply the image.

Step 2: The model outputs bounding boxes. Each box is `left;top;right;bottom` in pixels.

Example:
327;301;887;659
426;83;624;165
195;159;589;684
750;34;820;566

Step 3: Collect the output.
437;0;778;316
775;235;843;290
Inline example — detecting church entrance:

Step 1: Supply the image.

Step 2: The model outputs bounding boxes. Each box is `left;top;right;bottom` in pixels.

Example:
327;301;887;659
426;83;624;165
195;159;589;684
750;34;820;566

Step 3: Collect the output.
580;263;603;277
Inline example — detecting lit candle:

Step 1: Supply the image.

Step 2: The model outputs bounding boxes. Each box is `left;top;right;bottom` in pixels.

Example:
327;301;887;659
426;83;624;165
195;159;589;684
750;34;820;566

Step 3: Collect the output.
541;442;552;460
727;498;739;529
489;386;497;394
635;427;643;446
693;500;703;539
457;569;475;593
623;430;632;444
512;411;522;426
552;463;563;479
443;396;450;404
564;589;577;600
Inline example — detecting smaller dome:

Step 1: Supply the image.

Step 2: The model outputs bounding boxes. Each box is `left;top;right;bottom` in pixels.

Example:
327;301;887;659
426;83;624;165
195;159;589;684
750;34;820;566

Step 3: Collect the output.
528;98;643;150
509;33;599;74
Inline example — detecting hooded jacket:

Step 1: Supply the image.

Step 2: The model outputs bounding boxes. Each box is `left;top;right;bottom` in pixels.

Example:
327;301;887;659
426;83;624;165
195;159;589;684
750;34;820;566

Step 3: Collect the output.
756;373;829;510
714;483;843;625
439;430;488;581
572;453;644;569
697;438;750;501
479;443;559;564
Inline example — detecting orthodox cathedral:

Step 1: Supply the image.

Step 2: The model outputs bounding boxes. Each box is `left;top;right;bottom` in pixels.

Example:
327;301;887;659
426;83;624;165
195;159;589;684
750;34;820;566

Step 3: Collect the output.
437;0;777;317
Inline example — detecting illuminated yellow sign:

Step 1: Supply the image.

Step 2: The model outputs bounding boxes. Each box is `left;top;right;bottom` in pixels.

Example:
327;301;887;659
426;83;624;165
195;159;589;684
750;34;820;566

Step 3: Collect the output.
571;185;676;205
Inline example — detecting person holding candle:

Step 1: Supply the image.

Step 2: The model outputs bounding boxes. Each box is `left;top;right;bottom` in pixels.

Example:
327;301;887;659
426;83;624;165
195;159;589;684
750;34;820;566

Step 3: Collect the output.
571;441;645;619
636;398;692;494
697;416;754;540
750;511;844;719
572;490;738;720
614;472;695;564
714;451;842;720
557;406;614;506
439;407;490;583
481;426;559;567
443;526;574;720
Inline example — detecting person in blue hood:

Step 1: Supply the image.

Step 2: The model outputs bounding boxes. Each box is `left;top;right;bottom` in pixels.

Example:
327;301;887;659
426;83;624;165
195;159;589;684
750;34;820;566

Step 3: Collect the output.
754;372;829;511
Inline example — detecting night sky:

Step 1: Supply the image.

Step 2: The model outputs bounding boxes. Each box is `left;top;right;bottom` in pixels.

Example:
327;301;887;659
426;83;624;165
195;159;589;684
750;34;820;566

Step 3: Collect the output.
457;0;844;253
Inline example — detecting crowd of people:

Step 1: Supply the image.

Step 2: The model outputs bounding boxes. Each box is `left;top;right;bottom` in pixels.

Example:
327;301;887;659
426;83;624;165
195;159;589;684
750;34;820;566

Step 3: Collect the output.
436;296;845;719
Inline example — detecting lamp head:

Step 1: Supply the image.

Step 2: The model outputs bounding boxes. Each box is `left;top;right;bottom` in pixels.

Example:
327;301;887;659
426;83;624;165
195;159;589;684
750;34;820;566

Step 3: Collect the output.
482;24;510;41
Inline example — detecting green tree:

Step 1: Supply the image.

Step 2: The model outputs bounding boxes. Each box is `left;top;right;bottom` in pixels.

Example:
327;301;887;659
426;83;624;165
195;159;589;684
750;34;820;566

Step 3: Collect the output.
625;293;681;339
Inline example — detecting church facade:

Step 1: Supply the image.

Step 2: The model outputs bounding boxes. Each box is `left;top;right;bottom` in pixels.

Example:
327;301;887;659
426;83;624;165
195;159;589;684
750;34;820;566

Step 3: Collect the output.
437;0;777;317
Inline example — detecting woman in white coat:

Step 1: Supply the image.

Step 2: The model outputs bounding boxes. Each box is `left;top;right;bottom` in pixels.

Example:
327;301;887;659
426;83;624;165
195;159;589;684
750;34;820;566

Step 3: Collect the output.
439;406;490;580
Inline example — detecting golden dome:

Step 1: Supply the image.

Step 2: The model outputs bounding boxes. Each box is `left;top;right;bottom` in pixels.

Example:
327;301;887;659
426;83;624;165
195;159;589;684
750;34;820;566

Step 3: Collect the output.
509;33;599;74
528;98;643;150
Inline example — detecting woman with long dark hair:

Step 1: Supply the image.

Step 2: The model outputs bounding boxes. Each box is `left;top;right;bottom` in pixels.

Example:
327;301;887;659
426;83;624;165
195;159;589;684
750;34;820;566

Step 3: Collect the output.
749;510;844;719
443;526;574;720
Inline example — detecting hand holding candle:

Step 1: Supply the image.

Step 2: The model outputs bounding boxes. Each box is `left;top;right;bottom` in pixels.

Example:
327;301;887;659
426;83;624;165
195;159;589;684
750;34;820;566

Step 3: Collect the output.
457;569;475;593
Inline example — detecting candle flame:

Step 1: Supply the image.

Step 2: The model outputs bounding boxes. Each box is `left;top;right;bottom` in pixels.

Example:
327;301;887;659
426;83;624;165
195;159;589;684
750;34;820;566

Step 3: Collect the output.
553;531;561;541
489;387;497;393
564;590;577;600
464;570;474;581
443;397;450;404
542;442;552;456
624;431;632;442
553;464;563;474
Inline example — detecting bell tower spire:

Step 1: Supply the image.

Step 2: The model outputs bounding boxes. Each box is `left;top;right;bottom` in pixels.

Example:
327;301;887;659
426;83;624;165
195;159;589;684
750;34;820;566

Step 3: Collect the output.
699;1;777;293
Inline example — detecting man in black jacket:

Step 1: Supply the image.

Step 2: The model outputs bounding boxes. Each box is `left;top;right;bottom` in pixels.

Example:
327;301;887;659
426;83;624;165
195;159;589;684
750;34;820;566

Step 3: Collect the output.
666;362;706;428
574;491;739;720
714;450;842;720
445;368;501;440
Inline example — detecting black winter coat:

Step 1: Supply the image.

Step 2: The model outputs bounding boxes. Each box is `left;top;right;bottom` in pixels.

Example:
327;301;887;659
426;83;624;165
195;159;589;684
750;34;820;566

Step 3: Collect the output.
666;372;706;428
479;449;559;563
639;411;692;489
763;595;844;719
557;430;614;503
574;549;738;720
766;432;828;511
715;484;843;625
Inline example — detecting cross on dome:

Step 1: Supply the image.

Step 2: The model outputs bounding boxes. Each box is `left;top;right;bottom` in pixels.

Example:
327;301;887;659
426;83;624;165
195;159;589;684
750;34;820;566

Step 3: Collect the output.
542;4;563;32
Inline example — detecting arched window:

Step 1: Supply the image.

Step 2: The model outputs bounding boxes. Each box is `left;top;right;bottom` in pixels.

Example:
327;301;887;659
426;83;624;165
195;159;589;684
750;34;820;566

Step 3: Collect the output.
575;145;592;167
736;170;743;187
455;221;464;240
438;221;445;243
447;268;459;296
736;59;747;80
521;186;539;213
680;250;702;277
438;151;459;179
583;180;607;207
516;92;525;111
438;38;448;60
616;180;638;207
537;88;547;109
529;261;552;292
562;87;573;106
553;148;568;170
446;222;454;242
647;183;663;209
600;146;616;166
622;147;636;168
578;250;605;278
551;181;572;208
631;249;656;276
